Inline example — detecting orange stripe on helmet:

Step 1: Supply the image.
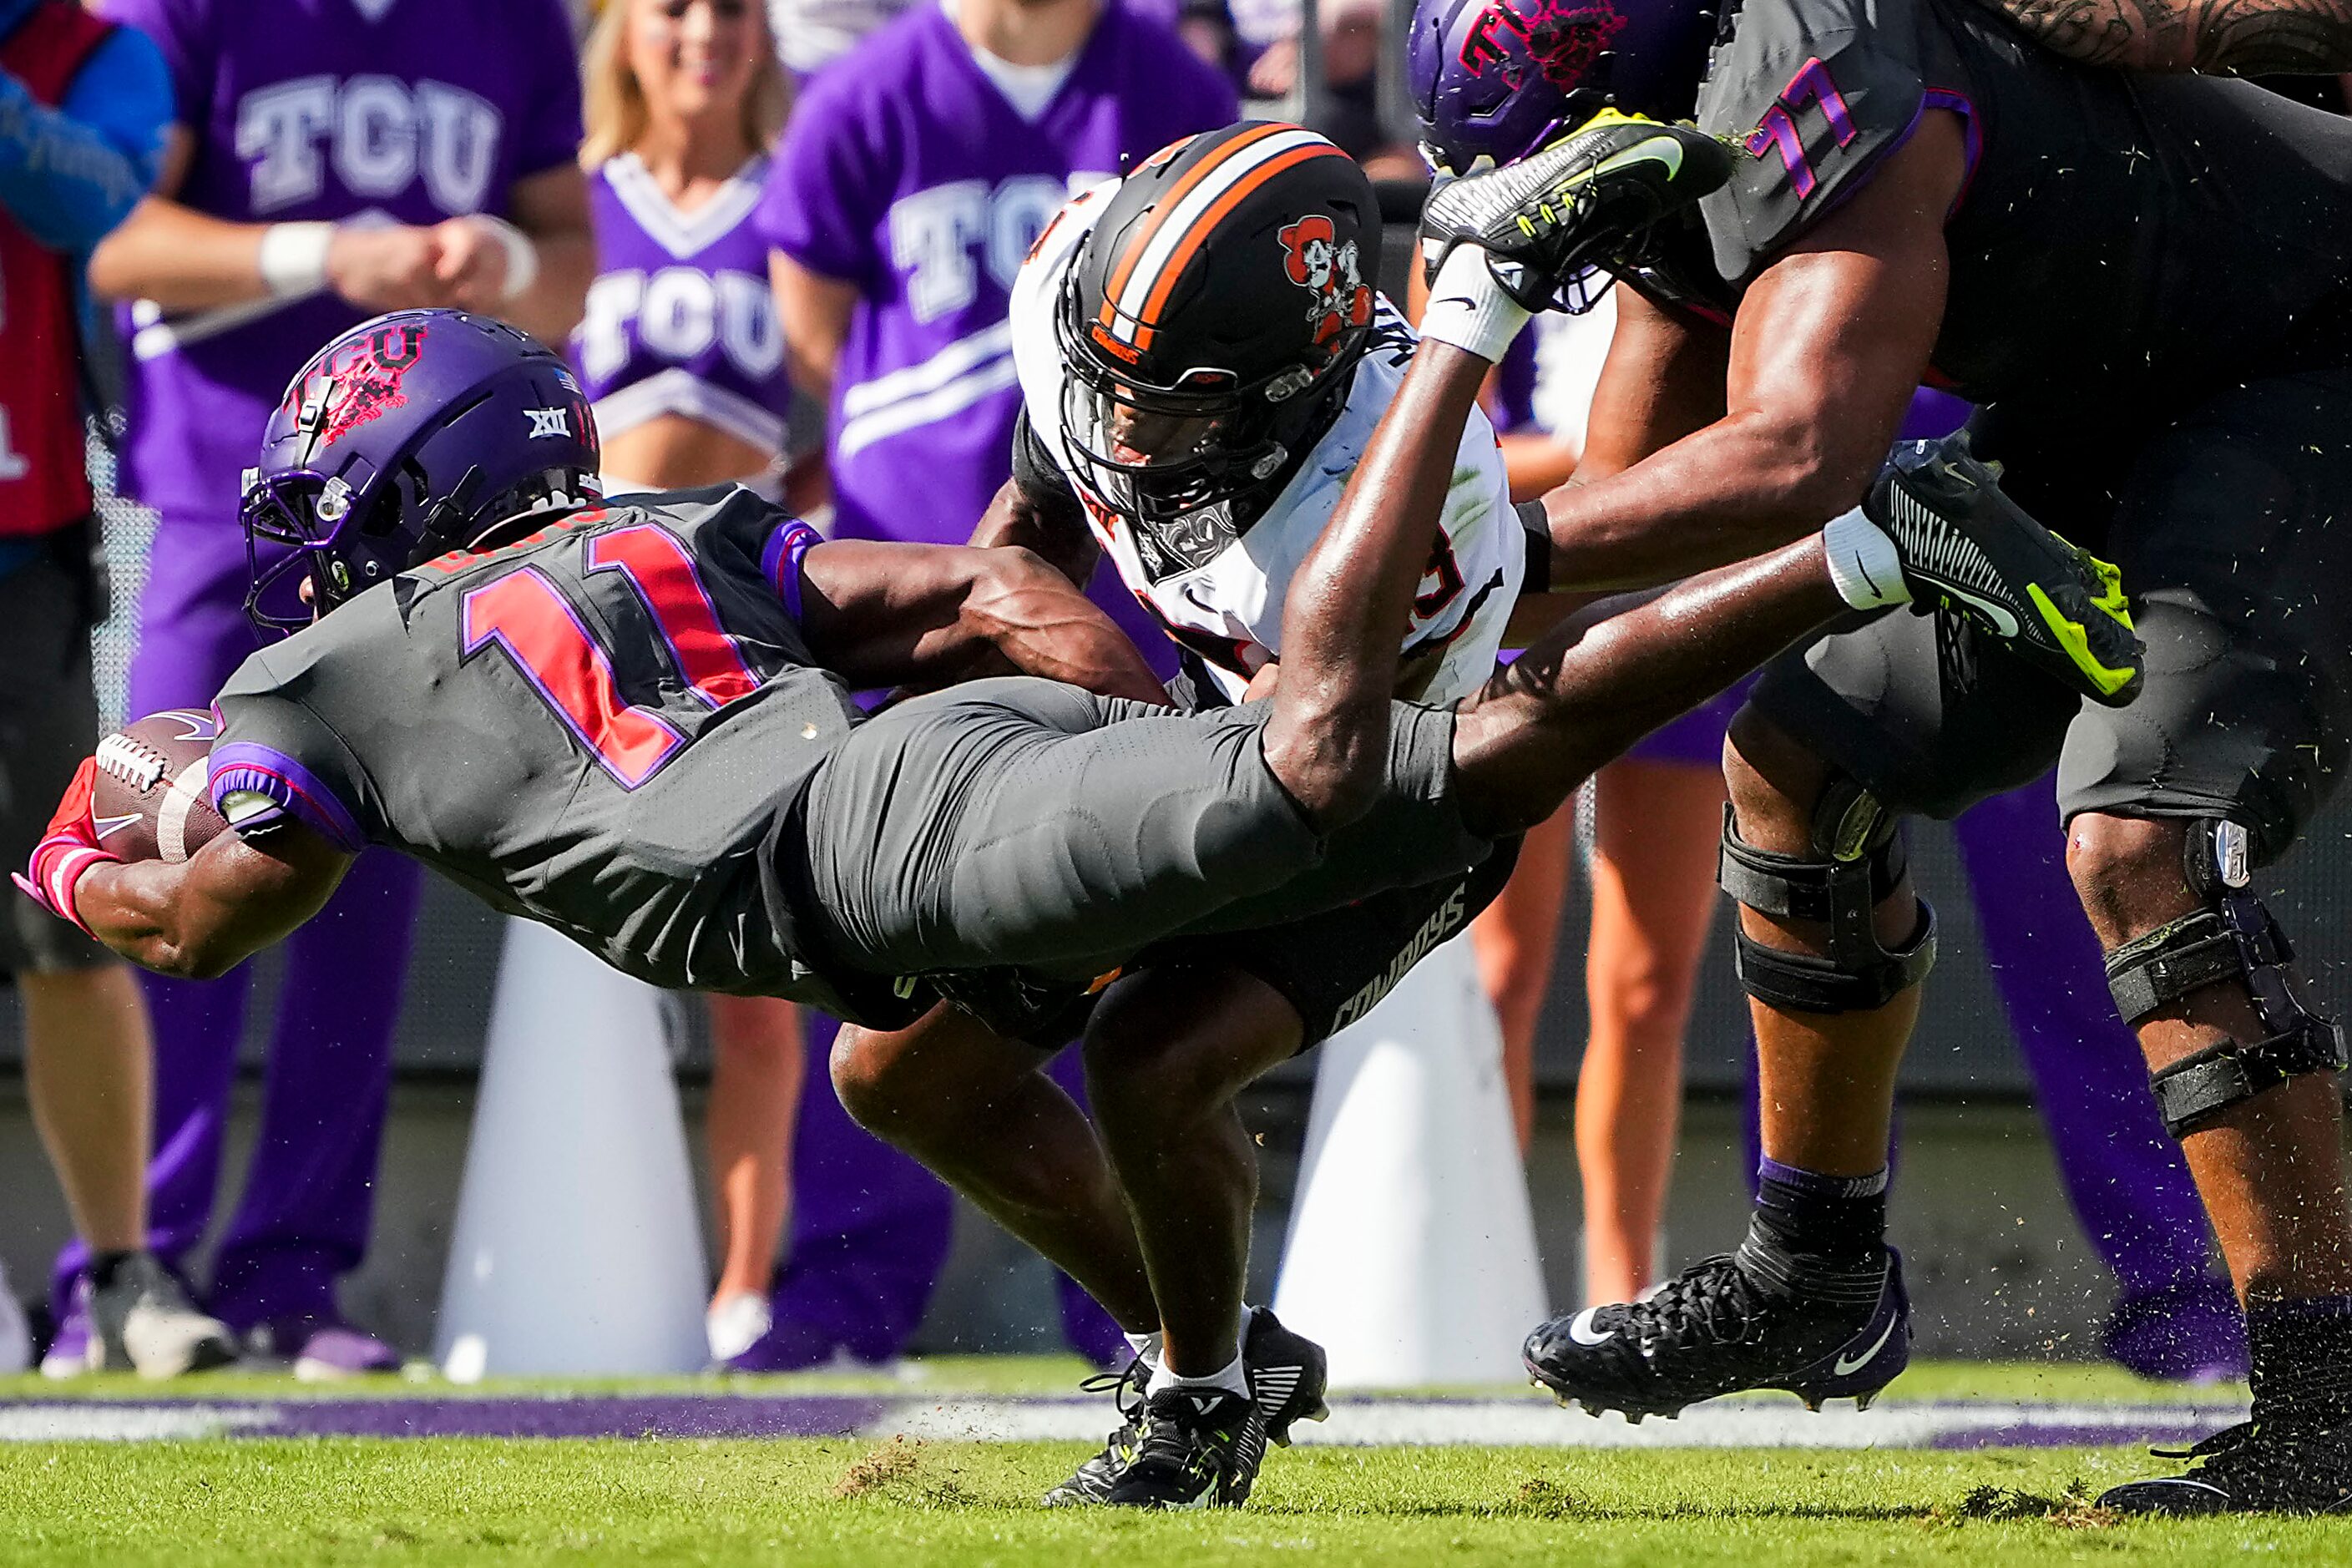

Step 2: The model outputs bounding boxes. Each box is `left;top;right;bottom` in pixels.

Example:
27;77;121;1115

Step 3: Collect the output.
1130;142;1349;352
1095;123;1298;336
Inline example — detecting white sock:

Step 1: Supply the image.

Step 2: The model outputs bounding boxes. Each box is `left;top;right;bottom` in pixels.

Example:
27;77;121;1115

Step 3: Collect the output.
1146;1343;1250;1402
1123;1330;1163;1369
1821;506;1909;610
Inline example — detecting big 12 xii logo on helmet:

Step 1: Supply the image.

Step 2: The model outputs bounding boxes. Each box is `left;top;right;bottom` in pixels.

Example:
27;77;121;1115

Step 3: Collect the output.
1279;215;1373;353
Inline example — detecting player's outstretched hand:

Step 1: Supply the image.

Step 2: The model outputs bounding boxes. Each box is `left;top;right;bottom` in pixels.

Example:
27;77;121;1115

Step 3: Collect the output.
1419;111;1732;311
1865;433;2146;707
11;757;119;935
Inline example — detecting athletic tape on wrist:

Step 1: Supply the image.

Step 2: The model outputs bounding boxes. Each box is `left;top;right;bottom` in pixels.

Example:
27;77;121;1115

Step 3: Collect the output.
1821;506;1909;611
470;215;540;301
257;222;335;298
1416;245;1533;365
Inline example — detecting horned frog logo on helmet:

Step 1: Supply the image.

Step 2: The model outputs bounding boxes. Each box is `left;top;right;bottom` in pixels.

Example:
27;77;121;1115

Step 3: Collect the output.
1278;215;1373;351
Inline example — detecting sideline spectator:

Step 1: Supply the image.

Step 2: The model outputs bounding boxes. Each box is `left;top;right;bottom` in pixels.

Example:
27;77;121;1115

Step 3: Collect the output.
76;0;593;1378
0;0;233;1378
574;0;812;1368
754;0;1233;1366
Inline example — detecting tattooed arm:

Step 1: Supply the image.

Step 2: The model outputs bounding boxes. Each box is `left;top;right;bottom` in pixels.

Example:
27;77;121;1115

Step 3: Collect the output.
1975;0;2352;73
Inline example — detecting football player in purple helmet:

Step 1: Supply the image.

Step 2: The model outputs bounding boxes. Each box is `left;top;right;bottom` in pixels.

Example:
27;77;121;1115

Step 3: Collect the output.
26;286;2121;1510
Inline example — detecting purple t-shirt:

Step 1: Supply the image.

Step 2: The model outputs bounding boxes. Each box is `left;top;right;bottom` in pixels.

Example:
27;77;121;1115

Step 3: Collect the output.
99;0;583;524
757;0;1236;550
576;154;792;459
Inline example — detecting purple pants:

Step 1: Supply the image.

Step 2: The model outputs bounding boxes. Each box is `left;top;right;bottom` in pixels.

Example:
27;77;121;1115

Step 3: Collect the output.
748;1013;1126;1369
53;518;419;1330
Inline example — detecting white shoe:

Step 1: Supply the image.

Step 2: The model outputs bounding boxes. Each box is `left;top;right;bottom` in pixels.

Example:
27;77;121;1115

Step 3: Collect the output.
89;1255;238;1378
0;1262;30;1374
706;1290;773;1364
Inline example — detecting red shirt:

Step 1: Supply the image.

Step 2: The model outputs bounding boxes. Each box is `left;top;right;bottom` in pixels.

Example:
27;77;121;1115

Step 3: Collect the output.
0;1;112;537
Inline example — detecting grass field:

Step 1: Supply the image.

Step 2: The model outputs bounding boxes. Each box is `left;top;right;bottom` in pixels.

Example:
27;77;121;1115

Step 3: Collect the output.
3;1359;2344;1565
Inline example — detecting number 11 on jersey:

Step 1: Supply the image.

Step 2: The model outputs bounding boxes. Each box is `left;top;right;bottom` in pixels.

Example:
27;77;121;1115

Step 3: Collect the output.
459;521;763;788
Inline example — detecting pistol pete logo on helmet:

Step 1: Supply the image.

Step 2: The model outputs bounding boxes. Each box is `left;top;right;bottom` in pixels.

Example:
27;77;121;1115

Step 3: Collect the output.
284;320;431;446
1278;215;1373;351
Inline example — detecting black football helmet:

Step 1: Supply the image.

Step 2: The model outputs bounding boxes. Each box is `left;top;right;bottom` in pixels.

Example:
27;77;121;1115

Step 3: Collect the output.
1056;122;1381;558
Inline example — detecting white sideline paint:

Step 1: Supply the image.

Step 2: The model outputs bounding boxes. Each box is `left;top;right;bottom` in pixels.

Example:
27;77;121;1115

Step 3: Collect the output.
882;1397;2253;1450
0;1404;277;1442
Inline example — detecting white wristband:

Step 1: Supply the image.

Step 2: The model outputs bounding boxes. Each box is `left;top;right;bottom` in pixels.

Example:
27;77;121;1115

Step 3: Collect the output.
469;214;540;301
1822;505;1911;611
1415;244;1534;366
256;222;334;298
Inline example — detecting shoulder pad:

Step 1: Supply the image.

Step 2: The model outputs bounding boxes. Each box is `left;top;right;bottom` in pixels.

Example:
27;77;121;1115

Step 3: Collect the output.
1695;0;1951;282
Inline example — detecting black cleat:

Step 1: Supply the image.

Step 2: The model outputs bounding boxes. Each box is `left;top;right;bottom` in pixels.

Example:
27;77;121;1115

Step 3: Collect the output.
1524;1248;1910;1419
1041;1355;1150;1507
1420;110;1732;310
1043;1308;1327;1506
1100;1387;1267;1510
2100;1416;2352;1515
1866;433;2143;707
1242;1305;1332;1449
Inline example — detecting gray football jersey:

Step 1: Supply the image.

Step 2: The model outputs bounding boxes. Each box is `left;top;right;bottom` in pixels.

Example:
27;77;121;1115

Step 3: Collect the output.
1637;0;2352;413
210;487;862;998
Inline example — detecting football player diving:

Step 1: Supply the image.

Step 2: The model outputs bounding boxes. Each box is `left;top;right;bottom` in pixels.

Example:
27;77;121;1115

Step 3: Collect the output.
20;152;2118;1505
819;121;2137;1505
1409;0;2352;1515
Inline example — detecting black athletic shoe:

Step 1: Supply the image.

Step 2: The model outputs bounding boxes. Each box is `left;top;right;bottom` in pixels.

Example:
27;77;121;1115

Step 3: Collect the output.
1866;433;2144;707
1242;1305;1332;1449
2100;1415;2352;1515
1100;1387;1268;1510
1041;1355;1151;1507
1043;1308;1328;1506
1420;110;1732;309
1524;1247;1911;1420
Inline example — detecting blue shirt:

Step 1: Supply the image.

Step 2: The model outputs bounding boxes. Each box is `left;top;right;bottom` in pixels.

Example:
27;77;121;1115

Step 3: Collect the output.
0;15;171;255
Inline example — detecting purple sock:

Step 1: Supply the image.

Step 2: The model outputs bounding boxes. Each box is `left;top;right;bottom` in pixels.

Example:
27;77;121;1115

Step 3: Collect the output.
1754;1158;1889;1258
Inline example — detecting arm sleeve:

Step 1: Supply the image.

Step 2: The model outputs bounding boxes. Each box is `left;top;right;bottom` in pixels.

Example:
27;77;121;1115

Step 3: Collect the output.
509;0;586;182
0;27;172;252
756;69;883;286
1515;498;1551;595
210;657;377;852
756;516;827;624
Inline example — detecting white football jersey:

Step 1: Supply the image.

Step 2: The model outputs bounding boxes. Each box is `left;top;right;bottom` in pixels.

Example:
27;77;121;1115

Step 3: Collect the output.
1009;185;1525;707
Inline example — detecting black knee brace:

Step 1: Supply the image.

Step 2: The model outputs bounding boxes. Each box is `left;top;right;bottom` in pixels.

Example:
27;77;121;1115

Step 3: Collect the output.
2105;819;2345;1139
1717;780;1937;1014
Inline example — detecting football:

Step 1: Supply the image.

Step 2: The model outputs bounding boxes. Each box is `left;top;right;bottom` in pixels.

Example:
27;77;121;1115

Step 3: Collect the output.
91;709;230;865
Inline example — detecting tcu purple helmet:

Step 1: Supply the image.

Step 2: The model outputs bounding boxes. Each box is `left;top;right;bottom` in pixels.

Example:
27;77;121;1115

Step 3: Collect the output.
240;311;598;633
1409;0;1717;175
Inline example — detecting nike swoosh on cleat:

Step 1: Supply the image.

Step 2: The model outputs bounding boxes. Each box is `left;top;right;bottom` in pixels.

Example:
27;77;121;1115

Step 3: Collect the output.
1832;1312;1900;1377
1591;137;1687;184
1938;585;2021;638
1565;1307;1616;1348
